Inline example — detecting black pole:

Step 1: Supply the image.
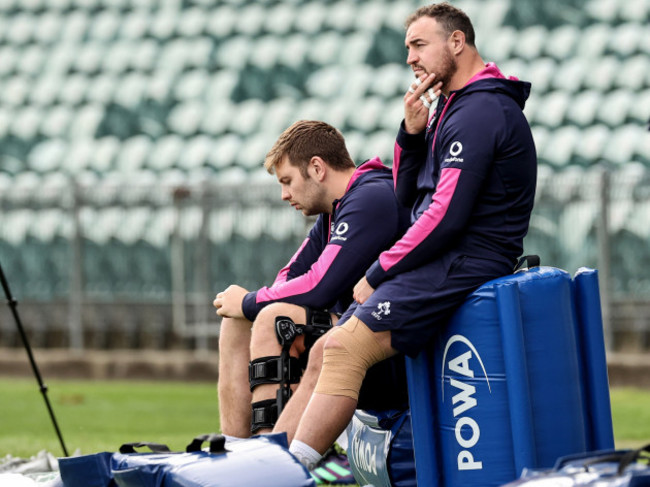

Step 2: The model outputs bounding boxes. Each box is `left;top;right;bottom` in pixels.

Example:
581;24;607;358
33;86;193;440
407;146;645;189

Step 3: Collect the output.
0;261;69;457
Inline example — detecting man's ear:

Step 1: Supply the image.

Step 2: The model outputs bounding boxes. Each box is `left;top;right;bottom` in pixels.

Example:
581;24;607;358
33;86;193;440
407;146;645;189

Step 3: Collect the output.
449;30;465;55
309;156;327;182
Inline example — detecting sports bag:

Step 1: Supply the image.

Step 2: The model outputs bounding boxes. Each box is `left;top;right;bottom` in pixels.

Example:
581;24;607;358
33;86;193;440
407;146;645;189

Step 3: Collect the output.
346;408;416;487
59;433;315;487
501;444;650;486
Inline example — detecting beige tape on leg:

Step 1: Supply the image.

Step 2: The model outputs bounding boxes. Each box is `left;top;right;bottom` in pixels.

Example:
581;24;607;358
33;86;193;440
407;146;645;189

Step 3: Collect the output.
314;317;391;401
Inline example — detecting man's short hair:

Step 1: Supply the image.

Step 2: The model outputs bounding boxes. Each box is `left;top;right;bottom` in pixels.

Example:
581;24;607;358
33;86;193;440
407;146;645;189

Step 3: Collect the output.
264;120;355;177
405;2;476;47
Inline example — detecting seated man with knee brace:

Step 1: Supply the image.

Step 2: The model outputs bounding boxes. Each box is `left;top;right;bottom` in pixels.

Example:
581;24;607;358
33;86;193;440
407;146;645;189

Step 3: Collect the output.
213;120;410;439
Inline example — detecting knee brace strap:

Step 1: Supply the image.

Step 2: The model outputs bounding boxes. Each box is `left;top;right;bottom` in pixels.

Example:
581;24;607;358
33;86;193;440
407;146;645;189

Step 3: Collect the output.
250;399;277;433
315;318;391;401
249;355;302;391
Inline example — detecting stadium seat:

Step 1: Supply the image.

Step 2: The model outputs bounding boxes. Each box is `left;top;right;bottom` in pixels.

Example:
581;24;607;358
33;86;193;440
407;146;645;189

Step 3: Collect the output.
90;136;121;173
264;3;295;35
608;22;643;58
602;124;640;166
483;26;518;63
565;90;600;127
615;55;649;90
583;56;619;91
543;24;579;61
28;138;66;173
576;23;610;59
524;57;556;94
550;57;590;94
532;90;569;128
206;5;237;39
513;25;547;60
596;89;633;127
60;74;89;106
573;124;610;166
176;7;207;38
541;125;579;167
177;135;212;171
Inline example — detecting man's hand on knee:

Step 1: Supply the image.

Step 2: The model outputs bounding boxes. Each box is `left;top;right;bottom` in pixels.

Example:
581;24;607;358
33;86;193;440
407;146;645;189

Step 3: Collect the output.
214;284;248;319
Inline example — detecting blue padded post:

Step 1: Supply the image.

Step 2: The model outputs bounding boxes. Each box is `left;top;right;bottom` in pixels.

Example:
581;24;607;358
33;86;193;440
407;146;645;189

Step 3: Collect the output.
405;350;441;487
496;281;537;475
572;268;615;451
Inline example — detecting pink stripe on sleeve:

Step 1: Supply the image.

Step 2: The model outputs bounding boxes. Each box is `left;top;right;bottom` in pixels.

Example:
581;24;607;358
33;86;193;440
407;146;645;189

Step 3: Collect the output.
379;167;461;271
258;244;342;303
272;237;309;286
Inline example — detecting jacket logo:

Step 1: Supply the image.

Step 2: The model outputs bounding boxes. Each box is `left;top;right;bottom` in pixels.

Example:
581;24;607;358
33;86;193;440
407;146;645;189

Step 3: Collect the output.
371;301;391;320
445;141;464;163
331;222;349;242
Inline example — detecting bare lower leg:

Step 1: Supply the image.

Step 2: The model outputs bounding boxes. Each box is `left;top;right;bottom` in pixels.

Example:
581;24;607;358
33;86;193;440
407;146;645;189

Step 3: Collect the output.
273;340;324;443
294;393;358;455
218;316;253;437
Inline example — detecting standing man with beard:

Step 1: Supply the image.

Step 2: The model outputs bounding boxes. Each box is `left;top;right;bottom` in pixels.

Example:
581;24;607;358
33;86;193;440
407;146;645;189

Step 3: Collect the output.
284;2;538;470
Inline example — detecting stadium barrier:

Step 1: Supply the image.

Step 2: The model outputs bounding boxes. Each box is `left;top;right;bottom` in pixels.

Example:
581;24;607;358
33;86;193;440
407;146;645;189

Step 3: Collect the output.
349;265;615;487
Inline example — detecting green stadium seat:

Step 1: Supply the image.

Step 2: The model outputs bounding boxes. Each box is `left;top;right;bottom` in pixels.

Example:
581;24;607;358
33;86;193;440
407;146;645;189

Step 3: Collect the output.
60;74;89;106
615;55;649;90
603;124;640;166
483;26;517;63
237;133;276;170
7;12;35;45
116;135;153;173
177;135;212;171
29;138;66;173
12;105;42;139
551;57;590;94
295;3;327;34
206;5;237;39
533;90;569;128
565;90;599;127
608;23;644;57
60;10;89;42
525;57;556;94
234;4;267;37
168;101;203;136
596;89;634;127
583;55;619;91
577;23;610;59
574;124;610;165
90;136;120;173
513;25;547;60
541;25;578;60
264;3;295;35
147;135;184;172
209;133;241;170
541;125;579;167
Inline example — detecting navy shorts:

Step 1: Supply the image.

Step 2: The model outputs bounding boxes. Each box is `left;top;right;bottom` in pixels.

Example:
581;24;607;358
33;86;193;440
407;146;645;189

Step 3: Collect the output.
339;253;513;357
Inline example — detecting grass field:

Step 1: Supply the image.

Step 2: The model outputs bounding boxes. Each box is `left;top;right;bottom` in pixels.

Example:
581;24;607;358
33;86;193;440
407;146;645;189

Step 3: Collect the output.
1;378;649;459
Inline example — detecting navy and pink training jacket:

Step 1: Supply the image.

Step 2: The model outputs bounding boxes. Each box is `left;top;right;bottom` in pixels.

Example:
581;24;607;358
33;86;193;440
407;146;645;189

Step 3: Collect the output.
241;157;410;322
365;63;538;288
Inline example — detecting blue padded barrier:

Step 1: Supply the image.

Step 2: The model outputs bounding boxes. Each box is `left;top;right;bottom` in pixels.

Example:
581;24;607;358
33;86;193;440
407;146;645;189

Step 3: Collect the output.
404;266;614;487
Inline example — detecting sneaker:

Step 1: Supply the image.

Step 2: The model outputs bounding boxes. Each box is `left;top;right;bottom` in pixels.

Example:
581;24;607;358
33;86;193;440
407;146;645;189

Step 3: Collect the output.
310;447;356;485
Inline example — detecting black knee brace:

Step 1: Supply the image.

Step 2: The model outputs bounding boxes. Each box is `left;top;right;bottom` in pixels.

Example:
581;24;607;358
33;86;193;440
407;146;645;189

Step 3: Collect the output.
249;311;333;433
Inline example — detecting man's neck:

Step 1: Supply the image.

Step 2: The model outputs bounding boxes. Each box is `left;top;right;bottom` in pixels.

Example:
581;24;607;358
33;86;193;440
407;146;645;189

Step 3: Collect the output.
444;52;486;96
327;167;357;211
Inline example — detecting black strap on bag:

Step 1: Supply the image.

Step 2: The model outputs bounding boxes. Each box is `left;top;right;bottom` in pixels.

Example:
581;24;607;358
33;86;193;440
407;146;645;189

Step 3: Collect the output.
186;433;228;454
578;443;650;475
514;255;541;273
119;442;172;454
617;443;650;475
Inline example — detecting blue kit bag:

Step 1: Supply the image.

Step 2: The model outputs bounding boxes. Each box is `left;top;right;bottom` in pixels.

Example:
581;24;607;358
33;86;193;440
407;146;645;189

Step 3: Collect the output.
59;433;315;487
347;408;415;487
